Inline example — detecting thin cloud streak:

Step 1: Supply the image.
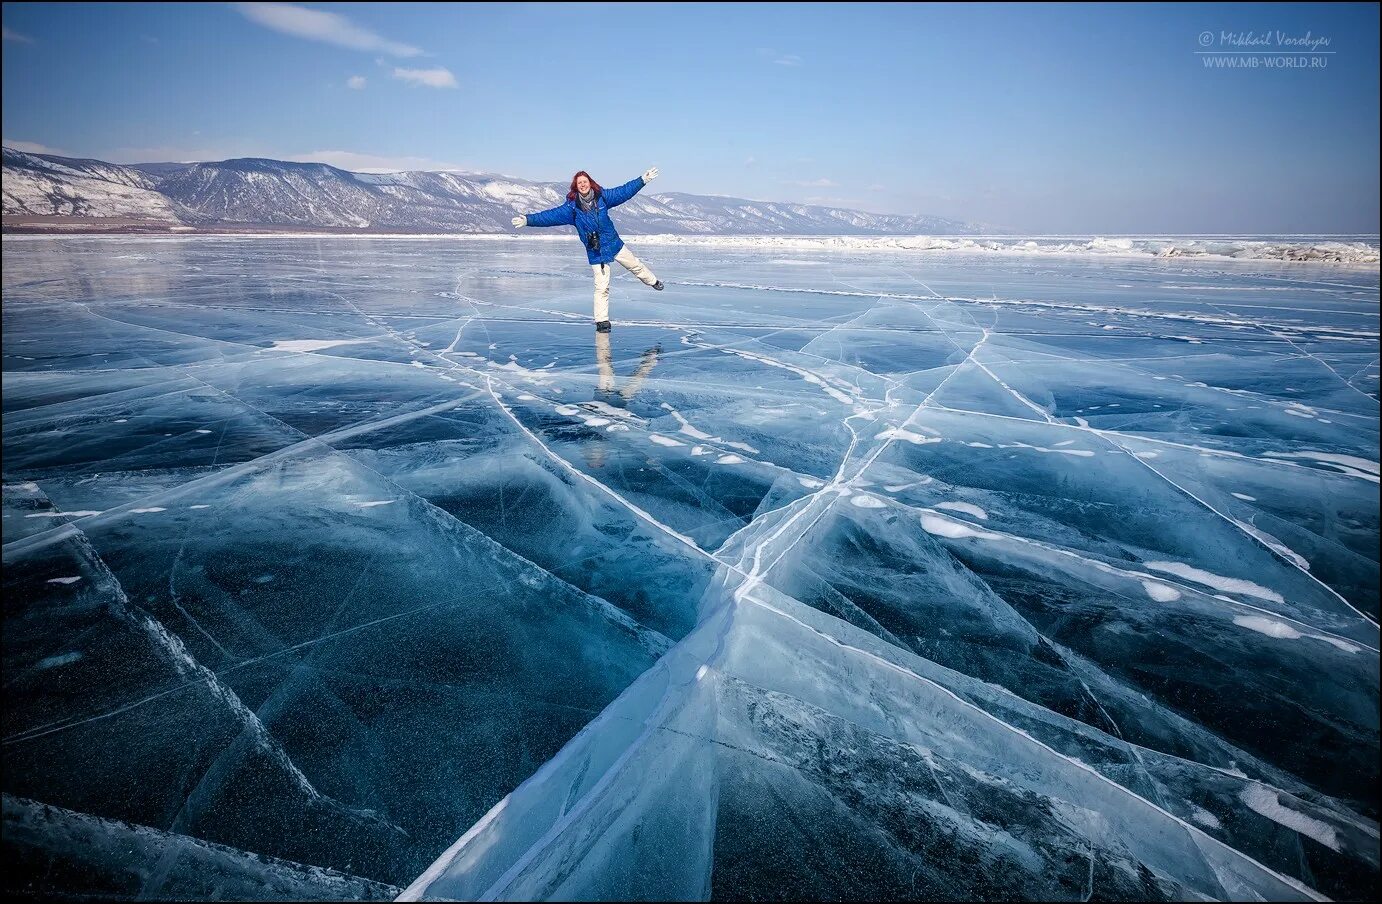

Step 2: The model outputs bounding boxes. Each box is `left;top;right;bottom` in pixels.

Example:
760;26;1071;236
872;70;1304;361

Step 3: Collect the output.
391;66;457;88
3;138;66;155
234;2;423;57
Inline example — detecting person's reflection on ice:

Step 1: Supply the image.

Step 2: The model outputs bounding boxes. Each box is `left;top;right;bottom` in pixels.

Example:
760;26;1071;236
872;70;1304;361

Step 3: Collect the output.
583;331;661;470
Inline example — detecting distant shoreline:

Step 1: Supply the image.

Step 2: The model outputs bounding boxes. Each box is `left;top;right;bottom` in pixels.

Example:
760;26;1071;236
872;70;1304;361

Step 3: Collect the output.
4;224;1377;268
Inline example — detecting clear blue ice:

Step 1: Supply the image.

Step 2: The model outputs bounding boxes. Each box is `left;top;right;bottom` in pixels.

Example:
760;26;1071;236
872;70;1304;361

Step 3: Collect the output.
2;237;1378;900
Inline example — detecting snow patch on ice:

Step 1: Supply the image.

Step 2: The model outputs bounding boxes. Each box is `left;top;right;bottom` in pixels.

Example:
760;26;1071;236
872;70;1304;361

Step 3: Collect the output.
920;512;997;540
1145;562;1285;604
1190;806;1222;830
1231;520;1311;571
1233;616;1302;639
34;652;84;671
877;427;942;445
1141;581;1182;602
1239;785;1339;851
1260;451;1379;483
266;338;370;353
934;501;988;520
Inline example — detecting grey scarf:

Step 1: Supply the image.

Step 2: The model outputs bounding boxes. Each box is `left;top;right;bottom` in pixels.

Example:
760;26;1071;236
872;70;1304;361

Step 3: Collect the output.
577;189;597;212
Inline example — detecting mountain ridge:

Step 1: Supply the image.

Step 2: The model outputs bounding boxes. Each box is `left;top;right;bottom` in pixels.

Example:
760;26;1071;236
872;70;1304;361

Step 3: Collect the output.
2;147;992;235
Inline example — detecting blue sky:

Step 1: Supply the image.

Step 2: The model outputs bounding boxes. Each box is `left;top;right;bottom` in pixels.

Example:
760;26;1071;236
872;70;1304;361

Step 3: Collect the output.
3;2;1378;232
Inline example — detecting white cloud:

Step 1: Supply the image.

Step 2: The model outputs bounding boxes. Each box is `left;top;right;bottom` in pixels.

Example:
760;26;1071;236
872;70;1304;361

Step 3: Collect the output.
391;66;457;89
757;47;802;66
234;2;423;57
762;46;807;67
867;183;884;191
3;138;67;155
744;156;757;167
3;26;34;43
347;75;367;89
295;150;472;172
788;178;836;188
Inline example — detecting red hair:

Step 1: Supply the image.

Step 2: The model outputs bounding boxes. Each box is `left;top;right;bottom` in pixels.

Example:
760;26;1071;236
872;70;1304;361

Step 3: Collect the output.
567;171;602;201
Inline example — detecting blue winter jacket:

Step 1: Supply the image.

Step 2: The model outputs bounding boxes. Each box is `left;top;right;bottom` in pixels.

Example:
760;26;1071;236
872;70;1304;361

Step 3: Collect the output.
524;176;647;265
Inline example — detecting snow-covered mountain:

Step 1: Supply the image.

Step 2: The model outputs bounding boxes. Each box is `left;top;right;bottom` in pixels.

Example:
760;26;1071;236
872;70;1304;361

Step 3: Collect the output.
2;148;987;234
1;147;199;222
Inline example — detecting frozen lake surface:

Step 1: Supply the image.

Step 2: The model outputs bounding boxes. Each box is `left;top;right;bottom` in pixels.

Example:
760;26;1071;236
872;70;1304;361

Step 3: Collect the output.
2;236;1379;900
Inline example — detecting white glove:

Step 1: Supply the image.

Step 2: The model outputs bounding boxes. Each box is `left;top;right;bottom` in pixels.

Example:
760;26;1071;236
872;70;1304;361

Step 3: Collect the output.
642;166;659;183
511;216;526;228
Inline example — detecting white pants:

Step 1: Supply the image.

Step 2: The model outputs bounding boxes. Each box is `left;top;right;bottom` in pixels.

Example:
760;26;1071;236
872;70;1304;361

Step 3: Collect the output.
592;246;658;322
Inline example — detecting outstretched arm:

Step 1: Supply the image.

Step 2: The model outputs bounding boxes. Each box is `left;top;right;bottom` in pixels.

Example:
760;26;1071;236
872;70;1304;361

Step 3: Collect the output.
517;201;575;228
602;167;659;208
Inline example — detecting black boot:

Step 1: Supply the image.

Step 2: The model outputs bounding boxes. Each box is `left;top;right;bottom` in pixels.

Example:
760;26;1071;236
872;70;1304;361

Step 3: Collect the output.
652;281;664;291
595;320;612;332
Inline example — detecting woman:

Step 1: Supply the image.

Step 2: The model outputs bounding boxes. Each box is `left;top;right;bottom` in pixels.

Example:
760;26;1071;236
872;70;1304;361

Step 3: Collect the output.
512;168;664;332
